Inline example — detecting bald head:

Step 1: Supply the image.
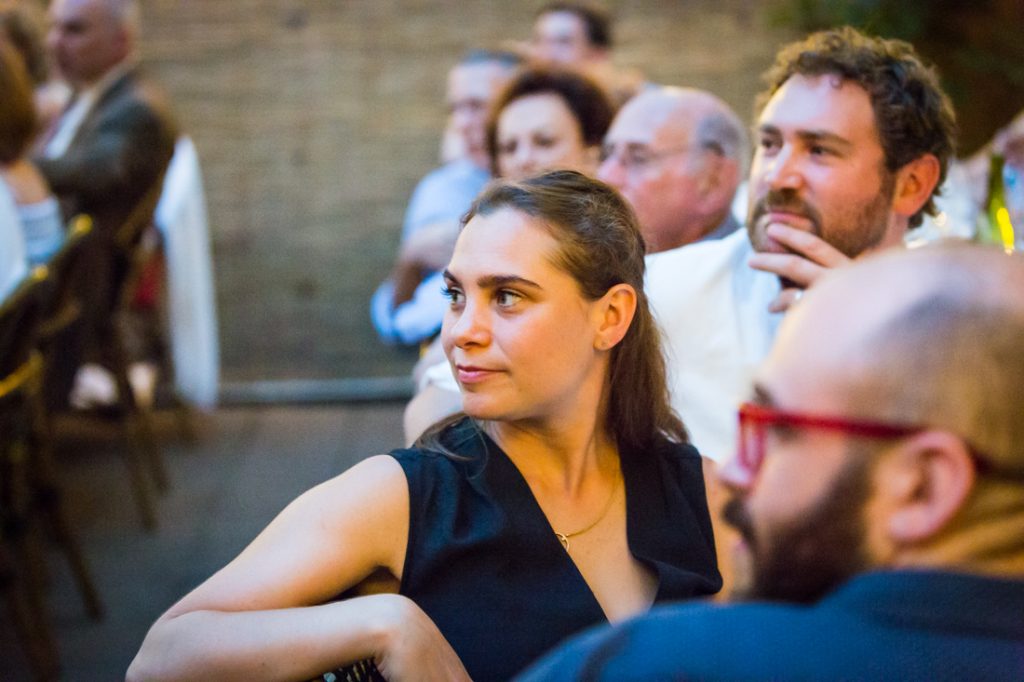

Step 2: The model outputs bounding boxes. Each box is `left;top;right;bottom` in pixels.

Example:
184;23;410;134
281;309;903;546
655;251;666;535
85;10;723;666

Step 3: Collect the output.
598;87;747;252
47;0;138;87
777;244;1024;476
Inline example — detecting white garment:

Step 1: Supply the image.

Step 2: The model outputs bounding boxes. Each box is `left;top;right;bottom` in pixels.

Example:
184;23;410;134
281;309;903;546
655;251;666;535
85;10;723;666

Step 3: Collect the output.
646;229;782;462
154;136;220;410
0;179;28;302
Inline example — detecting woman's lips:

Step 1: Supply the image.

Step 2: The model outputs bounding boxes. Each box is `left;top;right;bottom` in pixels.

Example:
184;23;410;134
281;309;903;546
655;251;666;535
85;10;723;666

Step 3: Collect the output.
455;365;501;385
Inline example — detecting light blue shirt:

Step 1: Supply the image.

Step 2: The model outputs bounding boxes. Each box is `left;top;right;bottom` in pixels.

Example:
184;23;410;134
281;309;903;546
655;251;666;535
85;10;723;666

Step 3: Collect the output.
371;159;490;345
19;196;65;265
0;179;29;302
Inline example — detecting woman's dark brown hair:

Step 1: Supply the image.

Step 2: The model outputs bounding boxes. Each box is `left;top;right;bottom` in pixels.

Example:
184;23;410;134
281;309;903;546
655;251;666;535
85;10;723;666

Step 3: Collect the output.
419;169;686;456
485;67;614;176
0;41;38;164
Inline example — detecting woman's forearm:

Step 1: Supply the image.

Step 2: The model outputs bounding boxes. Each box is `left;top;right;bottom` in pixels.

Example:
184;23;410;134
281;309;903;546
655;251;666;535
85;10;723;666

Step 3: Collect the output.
127;594;404;682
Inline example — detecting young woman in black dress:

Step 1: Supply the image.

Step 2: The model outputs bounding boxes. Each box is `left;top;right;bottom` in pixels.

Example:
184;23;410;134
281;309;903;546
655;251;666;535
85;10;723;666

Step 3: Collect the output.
129;170;719;681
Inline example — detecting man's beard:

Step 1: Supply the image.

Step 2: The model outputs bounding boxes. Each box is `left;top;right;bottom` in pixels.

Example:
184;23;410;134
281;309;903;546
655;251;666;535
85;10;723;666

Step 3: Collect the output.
722;451;874;604
745;171;896;261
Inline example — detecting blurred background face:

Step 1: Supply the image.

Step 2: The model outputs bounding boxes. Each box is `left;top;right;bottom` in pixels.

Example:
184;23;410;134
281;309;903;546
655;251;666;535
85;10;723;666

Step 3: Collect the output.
496;92;591;180
447;61;511;167
531;10;595;66
598;100;706;252
47;0;127;87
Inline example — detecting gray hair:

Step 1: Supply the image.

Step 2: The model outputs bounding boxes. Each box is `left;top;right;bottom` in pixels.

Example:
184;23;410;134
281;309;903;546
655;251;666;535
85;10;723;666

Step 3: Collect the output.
695;104;750;177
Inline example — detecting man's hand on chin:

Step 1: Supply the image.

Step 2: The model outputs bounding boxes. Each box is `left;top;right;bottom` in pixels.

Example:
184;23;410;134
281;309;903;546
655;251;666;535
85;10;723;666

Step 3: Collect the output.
748;223;852;313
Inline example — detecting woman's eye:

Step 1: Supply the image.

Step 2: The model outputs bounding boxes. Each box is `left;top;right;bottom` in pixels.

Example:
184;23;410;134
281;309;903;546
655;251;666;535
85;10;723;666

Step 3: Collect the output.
495;290;522;308
535;135;557;149
809;144;834;158
441;286;464;306
499;141;516;156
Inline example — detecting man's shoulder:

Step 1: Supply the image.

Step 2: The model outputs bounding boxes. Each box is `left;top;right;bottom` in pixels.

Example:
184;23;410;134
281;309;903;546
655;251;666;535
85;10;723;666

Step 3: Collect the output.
522;571;1024;681
519;600;815;680
646;228;752;281
414;159;490;196
645;229;758;317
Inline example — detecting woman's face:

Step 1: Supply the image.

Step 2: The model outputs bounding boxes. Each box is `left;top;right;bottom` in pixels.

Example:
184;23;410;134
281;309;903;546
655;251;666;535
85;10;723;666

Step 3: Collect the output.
441;208;607;423
496;93;593;180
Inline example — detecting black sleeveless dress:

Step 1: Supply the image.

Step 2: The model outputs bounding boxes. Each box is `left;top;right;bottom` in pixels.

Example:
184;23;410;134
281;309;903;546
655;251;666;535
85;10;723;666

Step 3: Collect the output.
384;417;721;681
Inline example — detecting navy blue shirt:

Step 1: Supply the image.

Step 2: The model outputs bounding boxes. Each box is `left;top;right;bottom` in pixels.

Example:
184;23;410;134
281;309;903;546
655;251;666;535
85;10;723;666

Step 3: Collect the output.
519;569;1024;681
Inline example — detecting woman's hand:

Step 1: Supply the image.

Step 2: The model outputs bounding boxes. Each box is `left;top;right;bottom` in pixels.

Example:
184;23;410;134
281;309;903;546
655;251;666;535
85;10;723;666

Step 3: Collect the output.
372;595;471;682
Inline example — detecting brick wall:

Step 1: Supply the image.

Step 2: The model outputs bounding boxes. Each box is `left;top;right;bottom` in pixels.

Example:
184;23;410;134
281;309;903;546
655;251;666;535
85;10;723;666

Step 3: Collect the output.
139;0;794;382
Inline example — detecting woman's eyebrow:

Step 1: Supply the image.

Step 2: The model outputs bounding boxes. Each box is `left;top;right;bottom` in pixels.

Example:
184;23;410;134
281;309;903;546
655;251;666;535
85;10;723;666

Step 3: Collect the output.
477;274;543;290
444;270;543;291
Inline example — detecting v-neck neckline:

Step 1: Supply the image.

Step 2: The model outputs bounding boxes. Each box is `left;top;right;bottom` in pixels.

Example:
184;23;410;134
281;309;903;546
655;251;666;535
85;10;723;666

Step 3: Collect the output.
476;427;647;624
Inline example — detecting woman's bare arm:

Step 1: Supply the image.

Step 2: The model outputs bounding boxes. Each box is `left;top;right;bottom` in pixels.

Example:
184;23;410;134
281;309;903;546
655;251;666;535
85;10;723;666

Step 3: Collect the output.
127;455;468;681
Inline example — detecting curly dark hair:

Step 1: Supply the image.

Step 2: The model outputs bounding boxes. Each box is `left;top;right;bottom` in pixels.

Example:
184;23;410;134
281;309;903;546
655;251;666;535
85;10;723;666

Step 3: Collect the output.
485;67;614;176
756;26;957;228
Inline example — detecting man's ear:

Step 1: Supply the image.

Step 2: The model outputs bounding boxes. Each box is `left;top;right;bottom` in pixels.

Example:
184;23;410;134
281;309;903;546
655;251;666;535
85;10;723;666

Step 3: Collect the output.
592;283;637;351
883;431;976;544
698;155;739;208
892;154;941;219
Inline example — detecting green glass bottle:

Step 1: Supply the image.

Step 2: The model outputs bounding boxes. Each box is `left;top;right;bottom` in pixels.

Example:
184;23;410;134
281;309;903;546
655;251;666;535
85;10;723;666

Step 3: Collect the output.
978;154;1016;253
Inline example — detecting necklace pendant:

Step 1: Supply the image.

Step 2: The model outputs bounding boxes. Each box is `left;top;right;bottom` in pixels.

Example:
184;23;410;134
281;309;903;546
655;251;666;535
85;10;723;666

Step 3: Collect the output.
555;533;569;550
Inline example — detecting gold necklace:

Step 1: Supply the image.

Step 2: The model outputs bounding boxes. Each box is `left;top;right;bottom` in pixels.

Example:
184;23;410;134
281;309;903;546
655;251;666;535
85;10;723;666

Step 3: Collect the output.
554;477;620;551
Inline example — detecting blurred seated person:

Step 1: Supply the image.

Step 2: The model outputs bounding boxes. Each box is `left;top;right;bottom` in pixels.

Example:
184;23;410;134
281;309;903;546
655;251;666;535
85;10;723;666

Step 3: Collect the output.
528;1;644;107
521;243;1024;681
371;49;519;346
0;41;63;267
488;66;614;180
128;171;720;681
598;86;747;252
34;0;177;409
407;66;614;419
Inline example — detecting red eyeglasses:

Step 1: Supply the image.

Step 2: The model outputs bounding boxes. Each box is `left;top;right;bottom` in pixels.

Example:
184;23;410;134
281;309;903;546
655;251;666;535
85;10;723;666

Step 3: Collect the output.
735;401;1006;480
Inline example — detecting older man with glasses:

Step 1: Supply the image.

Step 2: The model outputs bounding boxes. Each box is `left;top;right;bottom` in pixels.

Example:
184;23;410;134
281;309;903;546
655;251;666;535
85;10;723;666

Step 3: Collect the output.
597;86;747;254
520;242;1024;681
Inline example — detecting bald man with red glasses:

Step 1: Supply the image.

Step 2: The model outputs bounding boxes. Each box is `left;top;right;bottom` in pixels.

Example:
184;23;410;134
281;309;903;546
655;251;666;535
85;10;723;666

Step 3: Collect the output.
520;243;1024;681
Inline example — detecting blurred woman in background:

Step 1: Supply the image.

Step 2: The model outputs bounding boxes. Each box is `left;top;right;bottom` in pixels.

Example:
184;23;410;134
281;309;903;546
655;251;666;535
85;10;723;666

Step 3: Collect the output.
0;40;64;267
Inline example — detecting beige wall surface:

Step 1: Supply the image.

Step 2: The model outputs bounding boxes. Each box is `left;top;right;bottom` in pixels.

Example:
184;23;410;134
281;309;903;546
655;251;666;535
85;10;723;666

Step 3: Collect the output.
140;1;794;382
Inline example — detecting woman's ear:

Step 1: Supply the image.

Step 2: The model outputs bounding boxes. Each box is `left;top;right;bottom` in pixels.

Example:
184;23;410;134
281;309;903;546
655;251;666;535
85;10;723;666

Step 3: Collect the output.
593;283;637;351
884;431;976;545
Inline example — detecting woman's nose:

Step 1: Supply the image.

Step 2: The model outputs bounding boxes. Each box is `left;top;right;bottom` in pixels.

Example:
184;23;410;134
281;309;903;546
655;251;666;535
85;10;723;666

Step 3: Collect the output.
447;298;491;349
